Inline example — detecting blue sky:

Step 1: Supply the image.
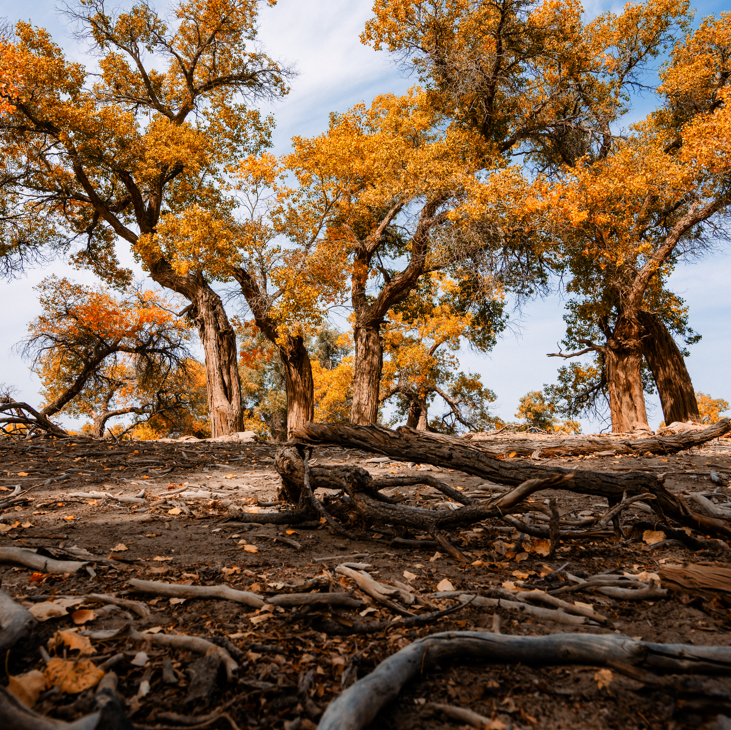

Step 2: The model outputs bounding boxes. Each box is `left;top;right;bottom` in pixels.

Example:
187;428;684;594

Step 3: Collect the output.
1;0;729;432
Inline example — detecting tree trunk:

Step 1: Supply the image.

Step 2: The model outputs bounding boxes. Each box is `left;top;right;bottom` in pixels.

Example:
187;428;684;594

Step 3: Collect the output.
193;287;244;438
351;323;383;425
638;310;700;424
604;315;649;433
151;262;244;438
279;335;315;438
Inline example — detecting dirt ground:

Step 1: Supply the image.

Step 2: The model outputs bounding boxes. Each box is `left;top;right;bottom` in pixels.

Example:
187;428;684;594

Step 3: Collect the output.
1;434;730;729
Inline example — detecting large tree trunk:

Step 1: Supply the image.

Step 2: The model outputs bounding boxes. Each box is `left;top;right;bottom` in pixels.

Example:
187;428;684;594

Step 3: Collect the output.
193;286;244;438
638;310;700;424
151;263;243;438
351;323;383;425
604;315;649;433
279;335;315;438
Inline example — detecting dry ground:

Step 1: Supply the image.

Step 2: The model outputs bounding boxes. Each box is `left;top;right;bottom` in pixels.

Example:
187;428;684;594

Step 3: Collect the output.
1;435;730;730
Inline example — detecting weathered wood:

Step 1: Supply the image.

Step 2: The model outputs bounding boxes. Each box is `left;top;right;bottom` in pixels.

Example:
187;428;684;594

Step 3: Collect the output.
317;631;731;730
291;423;731;539
459;419;729;458
0;591;36;654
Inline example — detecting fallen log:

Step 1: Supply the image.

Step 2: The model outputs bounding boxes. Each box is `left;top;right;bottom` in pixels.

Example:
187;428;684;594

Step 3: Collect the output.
317;631;731;730
462;418;731;457
291;423;731;539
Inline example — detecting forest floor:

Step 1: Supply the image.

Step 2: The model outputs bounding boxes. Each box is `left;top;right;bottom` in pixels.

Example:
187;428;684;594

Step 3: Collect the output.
1;434;731;730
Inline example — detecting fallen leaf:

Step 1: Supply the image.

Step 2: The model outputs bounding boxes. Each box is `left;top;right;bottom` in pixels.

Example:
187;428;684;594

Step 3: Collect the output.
50;630;95;655
44;658;104;694
169;597;186;605
512;570;532;580
130;651;149;667
502;581;519;590
29;572;46;583
152;556;173;562
17;472;29;476
508;452;517;458
249;613;271;625
0;524;13;533
403;571;417;581
63;516;75;521
71;609;96;625
21;522;33;529
242;544;258;553
642;530;666;545
594;668;614;689
29;601;69;622
110;543;128;552
222;566;240;576
429;551;442;562
514;552;529;562
7;670;46;707
168;507;182;515
142;626;163;634
533;539;551;557
437;578;454;592
285;530;298;535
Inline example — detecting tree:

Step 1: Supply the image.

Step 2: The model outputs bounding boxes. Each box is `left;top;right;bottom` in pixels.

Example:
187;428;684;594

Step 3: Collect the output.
696;393;730;425
150;152;342;436
22;276;192;435
283;90;485;424
516;390;580;434
380;273;503;432
540;13;731;432
0;0;291;436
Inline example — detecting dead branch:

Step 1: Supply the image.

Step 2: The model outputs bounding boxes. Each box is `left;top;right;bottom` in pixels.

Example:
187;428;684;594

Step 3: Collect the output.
85;593;151;619
0;547;87;574
128;579;265;609
289;423;731;539
318;631;731;730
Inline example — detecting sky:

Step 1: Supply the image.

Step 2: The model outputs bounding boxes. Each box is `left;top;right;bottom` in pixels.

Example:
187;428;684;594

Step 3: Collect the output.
1;0;729;433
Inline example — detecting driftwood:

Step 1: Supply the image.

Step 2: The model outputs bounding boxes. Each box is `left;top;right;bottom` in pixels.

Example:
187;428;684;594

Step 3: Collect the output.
0;590;36;653
290;423;731;539
462;418;731;457
0;547;87;575
317;631;731;730
85;593;151;619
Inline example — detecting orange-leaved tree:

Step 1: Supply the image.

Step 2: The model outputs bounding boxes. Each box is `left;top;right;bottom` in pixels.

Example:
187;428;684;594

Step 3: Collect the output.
0;0;291;436
147;152;344;436
283;90;486;424
380;272;504;432
22;277;193;436
539;13;731;432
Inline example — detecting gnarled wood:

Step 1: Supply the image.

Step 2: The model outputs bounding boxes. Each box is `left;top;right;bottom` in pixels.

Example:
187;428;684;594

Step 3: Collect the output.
290;423;731;539
318;631;731;730
464;418;731;457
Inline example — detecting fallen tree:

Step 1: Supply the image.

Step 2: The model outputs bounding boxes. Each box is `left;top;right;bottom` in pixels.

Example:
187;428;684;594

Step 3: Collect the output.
462;418;731;458
287;423;731;539
317;631;731;730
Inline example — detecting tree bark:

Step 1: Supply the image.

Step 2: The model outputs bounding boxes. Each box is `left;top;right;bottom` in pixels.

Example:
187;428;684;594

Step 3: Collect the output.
150;264;243;438
638;310;701;425
230;266;315;438
463;418;731;457
191;287;243;438
280;335;315;437
605;315;649;433
351;323;383;425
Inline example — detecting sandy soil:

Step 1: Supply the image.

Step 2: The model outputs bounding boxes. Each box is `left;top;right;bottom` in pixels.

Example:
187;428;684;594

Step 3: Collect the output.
1;435;730;729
